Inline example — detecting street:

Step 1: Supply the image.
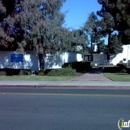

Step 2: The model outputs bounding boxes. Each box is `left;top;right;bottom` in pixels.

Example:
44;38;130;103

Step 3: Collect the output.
0;87;130;130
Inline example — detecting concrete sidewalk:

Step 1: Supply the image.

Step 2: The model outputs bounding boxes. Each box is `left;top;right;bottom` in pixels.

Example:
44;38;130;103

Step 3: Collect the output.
0;68;130;89
0;81;130;89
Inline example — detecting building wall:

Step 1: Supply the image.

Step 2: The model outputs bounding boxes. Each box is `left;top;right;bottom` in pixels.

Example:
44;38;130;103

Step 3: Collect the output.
92;53;107;66
0;51;39;72
110;45;130;65
0;51;83;71
44;52;83;69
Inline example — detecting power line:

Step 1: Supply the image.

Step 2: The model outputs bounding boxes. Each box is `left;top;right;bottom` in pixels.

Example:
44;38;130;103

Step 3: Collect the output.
63;23;85;30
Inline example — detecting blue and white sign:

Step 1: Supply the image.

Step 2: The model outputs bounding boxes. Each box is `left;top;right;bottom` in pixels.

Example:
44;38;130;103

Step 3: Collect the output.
10;54;23;62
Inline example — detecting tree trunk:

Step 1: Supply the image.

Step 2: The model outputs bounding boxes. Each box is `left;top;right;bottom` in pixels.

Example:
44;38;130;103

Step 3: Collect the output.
107;33;111;62
39;53;44;70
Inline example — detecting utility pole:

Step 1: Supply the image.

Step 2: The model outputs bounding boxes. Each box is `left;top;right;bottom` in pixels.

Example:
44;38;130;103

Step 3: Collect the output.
127;45;129;68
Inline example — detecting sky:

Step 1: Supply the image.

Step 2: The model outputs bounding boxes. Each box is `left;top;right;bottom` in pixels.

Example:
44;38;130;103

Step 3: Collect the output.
61;0;102;29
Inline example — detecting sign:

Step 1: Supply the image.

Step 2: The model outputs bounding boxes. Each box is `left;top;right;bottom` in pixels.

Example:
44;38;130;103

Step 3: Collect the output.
118;118;130;130
11;54;23;62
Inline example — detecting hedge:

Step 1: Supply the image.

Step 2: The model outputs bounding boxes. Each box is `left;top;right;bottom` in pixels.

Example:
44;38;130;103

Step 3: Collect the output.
0;69;31;76
62;61;91;72
38;68;76;76
103;67;121;73
104;63;130;73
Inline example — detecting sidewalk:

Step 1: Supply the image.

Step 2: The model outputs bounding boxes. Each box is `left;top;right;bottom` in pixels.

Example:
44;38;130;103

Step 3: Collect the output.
0;68;130;89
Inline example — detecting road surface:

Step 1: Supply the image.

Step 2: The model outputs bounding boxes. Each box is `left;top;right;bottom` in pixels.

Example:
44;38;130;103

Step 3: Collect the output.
0;87;130;130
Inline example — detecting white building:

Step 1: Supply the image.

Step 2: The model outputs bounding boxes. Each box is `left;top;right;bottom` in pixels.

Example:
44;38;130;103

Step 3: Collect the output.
0;51;39;72
44;52;83;69
110;45;130;65
0;51;83;72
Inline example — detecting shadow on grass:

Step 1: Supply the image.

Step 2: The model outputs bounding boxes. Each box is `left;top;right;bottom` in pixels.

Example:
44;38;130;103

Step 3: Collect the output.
113;73;129;75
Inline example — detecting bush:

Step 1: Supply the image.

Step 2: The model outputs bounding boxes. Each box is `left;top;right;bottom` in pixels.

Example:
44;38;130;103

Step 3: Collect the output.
104;63;130;73
117;63;127;69
103;67;121;73
49;68;76;76
0;70;6;76
62;61;91;72
127;68;130;74
0;69;31;76
41;68;76;76
120;68;127;73
19;70;31;75
117;63;128;73
38;70;45;76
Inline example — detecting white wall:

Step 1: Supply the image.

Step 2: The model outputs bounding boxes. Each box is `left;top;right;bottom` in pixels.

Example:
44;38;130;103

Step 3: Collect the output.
110;45;130;65
0;51;83;71
44;52;83;69
0;51;39;72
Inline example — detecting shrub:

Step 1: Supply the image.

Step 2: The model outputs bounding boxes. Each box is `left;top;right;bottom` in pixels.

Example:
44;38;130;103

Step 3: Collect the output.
103;67;121;73
0;69;31;76
0;70;6;76
117;63;128;73
117;63;127;69
127;68;130;74
19;70;31;75
38;70;45;76
42;68;76;76
62;61;91;72
120;68;127;73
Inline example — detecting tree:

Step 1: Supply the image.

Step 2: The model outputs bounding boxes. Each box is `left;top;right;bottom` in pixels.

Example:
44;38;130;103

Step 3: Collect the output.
83;12;103;61
0;0;68;69
84;12;101;44
97;0;130;44
96;0;127;59
0;0;88;69
109;34;123;54
69;29;88;53
97;0;130;39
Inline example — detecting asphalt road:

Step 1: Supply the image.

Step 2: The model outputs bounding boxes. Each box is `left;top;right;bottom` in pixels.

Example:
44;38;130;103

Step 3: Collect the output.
0;88;130;130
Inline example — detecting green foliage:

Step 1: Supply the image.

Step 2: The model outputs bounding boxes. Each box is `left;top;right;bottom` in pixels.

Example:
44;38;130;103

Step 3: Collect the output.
103;67;121;73
84;12;102;44
117;63;127;69
120;68;127;73
38;70;45;76
19;70;31;75
97;40;107;53
49;68;76;76
0;0;68;53
97;0;130;45
42;68;76;76
109;34;123;54
0;69;31;76
0;70;6;76
0;0;89;70
69;29;88;53
104;63;130;73
62;61;91;72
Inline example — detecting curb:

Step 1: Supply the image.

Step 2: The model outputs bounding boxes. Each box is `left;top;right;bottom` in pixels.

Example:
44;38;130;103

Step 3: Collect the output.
0;85;130;90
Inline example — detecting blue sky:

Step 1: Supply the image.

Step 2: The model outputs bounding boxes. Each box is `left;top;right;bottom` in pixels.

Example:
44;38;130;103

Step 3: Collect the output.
61;0;102;29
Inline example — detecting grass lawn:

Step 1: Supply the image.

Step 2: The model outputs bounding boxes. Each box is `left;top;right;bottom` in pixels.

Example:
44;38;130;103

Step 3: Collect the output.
0;75;76;81
104;73;130;81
